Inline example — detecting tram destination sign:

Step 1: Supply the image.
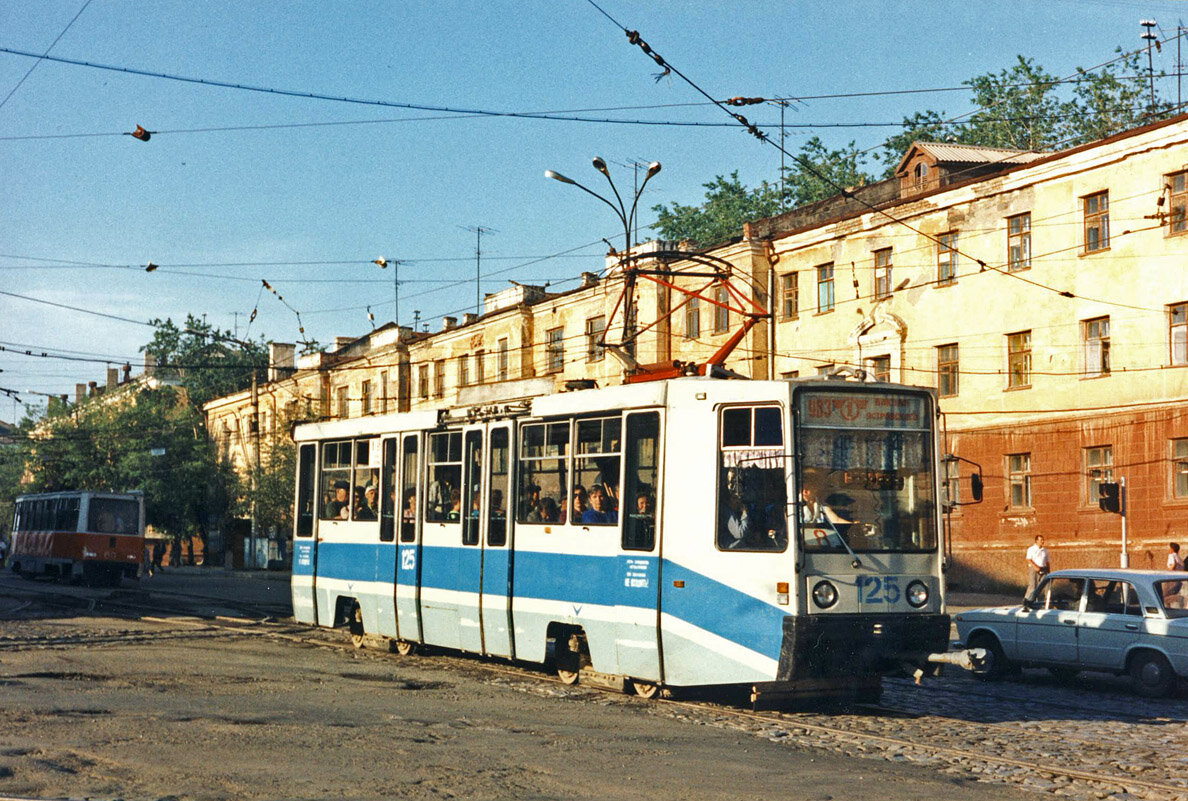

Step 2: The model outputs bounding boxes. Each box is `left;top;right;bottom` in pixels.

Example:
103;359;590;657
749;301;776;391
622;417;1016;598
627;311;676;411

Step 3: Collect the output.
799;391;927;430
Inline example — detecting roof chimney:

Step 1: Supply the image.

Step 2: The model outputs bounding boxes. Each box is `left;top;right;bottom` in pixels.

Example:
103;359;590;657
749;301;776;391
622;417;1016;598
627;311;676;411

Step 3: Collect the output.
462;312;478;326
88;381;98;397
581;272;599;288
333;336;354;351
442;316;457;331
106;367;119;390
268;342;296;382
122;363;131;384
75;383;87;404
143;353;157;377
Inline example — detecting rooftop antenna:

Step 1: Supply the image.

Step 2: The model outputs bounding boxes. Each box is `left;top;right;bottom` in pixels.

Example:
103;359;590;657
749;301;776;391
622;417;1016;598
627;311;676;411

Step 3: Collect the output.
460;225;497;315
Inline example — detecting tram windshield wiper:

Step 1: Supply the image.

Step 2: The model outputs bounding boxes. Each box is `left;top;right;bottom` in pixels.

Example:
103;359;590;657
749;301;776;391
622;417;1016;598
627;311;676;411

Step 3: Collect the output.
823;520;862;569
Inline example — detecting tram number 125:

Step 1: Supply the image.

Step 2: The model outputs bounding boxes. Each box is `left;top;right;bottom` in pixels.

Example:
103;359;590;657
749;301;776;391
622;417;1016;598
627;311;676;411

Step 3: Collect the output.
856;575;901;605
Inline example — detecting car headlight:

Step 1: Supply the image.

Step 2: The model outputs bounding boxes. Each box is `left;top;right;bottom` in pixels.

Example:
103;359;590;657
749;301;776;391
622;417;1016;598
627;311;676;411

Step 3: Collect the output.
906;580;929;608
812;580;838;609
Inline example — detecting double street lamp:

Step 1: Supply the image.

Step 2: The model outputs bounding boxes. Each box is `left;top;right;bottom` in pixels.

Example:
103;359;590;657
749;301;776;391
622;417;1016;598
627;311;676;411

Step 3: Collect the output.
546;158;661;365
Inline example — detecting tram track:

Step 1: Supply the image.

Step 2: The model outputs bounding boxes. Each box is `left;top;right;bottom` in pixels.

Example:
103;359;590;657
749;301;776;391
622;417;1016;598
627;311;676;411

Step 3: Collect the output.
5;580;1188;799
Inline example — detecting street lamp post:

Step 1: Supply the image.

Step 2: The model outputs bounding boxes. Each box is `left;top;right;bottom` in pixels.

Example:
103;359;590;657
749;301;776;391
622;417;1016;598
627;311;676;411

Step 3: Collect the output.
546;158;660;363
374;258;399;329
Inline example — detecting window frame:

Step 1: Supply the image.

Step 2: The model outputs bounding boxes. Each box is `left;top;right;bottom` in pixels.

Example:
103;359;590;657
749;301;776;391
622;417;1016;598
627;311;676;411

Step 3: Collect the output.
937;343;959;397
585;315;606;363
873;248;893;299
1168;171;1187;236
1084;445;1114;507
937;231;957;285
545;327;564;373
816;263;835;313
713;285;730;333
1007;330;1032;389
1007;212;1031;272
1083;190;1110;253
497;337;510;381
780;272;799;320
685;297;700;339
1170;302;1187;366
1007;452;1032;510
1172;437;1188;500
1083;316;1111;377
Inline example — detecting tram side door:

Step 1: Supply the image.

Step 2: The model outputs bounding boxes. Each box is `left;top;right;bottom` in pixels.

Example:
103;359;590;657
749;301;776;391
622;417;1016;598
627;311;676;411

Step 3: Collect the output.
394;434;422;643
480;424;514;658
290;443;319;624
457;427;486;653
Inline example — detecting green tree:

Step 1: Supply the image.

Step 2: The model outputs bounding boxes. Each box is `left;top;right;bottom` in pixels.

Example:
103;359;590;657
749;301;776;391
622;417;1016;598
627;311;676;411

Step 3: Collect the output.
782;136;872;208
143;315;267;410
652;171;782;246
961;56;1066;151
22;385;232;542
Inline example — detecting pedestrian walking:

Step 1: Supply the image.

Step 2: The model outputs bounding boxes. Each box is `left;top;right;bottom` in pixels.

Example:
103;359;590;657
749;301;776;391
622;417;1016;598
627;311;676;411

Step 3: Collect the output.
1025;534;1050;600
0;536;8;568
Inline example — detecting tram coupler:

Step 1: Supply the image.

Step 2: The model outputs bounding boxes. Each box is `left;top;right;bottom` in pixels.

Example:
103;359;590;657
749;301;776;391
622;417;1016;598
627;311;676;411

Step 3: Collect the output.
750;676;882;709
926;647;986;673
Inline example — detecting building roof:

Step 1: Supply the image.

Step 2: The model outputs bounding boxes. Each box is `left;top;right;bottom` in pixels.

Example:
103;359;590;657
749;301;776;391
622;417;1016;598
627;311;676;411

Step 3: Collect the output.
895;141;1045;174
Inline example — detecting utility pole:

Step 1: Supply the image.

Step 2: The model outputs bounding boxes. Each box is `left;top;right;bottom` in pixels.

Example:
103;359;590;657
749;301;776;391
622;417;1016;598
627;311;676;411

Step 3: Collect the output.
1142;20;1159;115
250;371;261;569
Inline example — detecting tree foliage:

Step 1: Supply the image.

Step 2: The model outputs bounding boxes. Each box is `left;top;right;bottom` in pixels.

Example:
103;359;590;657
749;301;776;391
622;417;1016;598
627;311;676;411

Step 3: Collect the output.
658;50;1173;241
21;386;232;539
143;315;267;410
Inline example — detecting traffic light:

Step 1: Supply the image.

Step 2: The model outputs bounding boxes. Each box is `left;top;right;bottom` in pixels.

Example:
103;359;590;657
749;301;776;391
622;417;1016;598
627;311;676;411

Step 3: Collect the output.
1098;481;1121;513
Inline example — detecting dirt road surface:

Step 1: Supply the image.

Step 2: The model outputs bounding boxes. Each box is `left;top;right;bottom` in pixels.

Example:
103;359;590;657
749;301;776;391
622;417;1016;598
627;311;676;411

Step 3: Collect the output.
0;604;1033;801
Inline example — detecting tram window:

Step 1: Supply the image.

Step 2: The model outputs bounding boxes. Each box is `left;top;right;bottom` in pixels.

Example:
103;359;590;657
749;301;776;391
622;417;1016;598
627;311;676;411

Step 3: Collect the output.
379;439;397;542
296;444;316;537
574;416;621;526
353;439;380;522
622;412;659;551
399;435;419;542
462;431;483;546
717;405;787;552
12;501;25;532
488;428;510;546
518;421;568;525
320;441;353;520
55;496;80;532
88;498;138;535
426;431;463;523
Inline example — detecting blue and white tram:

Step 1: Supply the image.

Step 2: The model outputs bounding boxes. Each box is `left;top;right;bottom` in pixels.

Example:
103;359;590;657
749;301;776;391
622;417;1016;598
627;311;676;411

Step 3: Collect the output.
290;377;950;700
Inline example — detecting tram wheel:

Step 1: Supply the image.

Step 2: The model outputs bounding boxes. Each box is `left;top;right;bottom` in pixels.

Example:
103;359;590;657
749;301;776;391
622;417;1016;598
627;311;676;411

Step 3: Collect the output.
557;667;580;685
349;605;366;649
631;680;660;699
393;639;418;656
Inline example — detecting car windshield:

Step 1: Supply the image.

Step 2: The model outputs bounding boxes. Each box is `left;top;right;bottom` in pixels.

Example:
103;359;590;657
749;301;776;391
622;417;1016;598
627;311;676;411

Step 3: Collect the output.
1156;579;1188;618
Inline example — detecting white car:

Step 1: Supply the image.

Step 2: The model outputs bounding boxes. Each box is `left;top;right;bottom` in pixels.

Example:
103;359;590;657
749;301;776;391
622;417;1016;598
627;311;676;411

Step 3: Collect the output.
954;568;1188;697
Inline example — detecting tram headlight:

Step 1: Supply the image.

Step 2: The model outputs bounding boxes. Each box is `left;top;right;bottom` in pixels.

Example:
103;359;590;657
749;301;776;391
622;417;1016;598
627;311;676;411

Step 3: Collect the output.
906;580;930;608
811;580;838;609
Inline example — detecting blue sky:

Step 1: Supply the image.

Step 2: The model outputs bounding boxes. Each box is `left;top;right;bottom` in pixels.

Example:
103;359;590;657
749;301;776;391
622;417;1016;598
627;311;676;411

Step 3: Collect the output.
2;0;1185;420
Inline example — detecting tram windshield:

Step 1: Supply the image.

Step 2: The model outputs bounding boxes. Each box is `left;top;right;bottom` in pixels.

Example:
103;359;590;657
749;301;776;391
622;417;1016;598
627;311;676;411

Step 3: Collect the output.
796;390;938;554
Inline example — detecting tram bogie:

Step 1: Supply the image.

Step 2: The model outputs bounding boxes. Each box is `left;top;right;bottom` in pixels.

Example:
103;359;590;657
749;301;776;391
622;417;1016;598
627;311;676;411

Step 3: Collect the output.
291;376;950;700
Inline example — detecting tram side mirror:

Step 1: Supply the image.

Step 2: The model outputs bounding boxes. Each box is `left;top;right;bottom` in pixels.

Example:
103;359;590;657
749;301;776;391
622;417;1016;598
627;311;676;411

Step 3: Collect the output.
970;472;984;503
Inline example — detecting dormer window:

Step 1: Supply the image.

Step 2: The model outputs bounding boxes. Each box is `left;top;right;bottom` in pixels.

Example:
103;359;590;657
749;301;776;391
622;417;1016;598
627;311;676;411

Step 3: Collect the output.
914;162;929;188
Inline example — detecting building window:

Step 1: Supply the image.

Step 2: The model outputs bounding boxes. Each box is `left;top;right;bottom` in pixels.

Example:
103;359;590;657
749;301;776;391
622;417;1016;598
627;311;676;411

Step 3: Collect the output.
475;350;485;384
335;385;348;418
418;364;429;400
433;360;444;398
546;327;564;373
585;315;606;362
866;355;890;382
1083;316;1111;376
713;285;730;333
780;272;798;320
1171;302;1187;366
458;355;469;387
815;364;835;376
1085;445;1114;505
1172;438;1188;499
1007;330;1031;389
361;380;373;415
1007;212;1031;272
497;338;509;381
1169;171;1188;235
937;344;959;397
937;232;957;285
685;297;700;339
1083;190;1110;252
1007;453;1032;509
873;248;892;299
816;263;835;313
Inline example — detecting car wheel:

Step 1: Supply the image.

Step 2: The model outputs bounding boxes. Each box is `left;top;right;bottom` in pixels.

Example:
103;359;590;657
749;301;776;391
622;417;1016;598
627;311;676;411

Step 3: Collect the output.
968;632;1008;681
1130;650;1177;698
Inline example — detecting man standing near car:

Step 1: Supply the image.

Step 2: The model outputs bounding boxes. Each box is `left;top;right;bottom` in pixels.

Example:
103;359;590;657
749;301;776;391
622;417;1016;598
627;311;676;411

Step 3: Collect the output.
1025;534;1050;600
